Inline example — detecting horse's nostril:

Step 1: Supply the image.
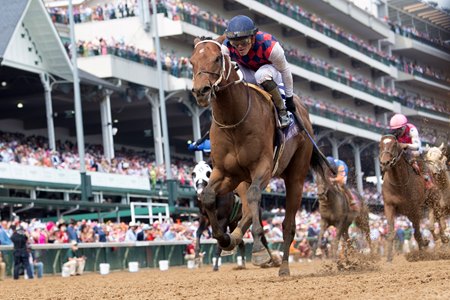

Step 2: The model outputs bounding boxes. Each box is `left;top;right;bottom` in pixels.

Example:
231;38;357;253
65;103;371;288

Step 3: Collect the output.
200;86;211;95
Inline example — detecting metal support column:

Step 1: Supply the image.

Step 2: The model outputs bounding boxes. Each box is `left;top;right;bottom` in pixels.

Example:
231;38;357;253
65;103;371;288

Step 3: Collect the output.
40;73;56;150
69;0;89;201
145;92;164;165
100;90;114;161
373;149;382;194
352;144;364;194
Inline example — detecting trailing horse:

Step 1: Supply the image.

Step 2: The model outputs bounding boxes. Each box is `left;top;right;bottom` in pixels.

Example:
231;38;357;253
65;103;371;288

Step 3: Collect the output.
190;36;326;276
192;161;278;270
315;176;371;259
379;135;442;261
423;144;450;244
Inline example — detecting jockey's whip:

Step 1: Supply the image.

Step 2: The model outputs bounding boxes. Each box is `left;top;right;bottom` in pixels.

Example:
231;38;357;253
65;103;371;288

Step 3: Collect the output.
291;111;337;176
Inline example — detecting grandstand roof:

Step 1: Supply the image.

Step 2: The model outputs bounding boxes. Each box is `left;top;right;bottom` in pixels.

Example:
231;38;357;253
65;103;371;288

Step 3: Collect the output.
388;0;450;31
0;1;28;62
0;0;73;81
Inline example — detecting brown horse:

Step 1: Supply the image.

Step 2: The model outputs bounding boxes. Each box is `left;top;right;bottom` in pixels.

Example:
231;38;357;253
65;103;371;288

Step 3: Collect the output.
379;135;441;261
190;36;326;276
316;176;371;259
424;144;450;244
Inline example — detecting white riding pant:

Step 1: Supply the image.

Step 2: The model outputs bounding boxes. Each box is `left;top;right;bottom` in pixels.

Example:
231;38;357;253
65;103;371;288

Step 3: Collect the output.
238;64;282;86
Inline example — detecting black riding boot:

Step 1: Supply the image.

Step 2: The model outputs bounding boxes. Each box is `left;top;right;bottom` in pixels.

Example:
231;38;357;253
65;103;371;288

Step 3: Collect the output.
261;80;290;128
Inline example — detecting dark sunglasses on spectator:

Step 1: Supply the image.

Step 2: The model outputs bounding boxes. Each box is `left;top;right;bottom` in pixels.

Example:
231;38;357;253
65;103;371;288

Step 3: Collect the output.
229;37;252;48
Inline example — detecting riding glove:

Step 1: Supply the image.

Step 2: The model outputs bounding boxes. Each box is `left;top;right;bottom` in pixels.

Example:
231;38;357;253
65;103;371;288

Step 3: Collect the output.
285;96;296;112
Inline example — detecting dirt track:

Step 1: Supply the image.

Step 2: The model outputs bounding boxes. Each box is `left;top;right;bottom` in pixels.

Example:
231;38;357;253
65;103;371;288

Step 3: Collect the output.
2;254;449;300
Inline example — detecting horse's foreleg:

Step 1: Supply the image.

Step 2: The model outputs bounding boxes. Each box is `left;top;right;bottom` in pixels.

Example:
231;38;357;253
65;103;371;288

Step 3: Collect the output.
195;217;207;260
225;182;251;251
385;204;396;262
316;219;327;257
203;186;231;249
213;245;221;271
412;215;427;250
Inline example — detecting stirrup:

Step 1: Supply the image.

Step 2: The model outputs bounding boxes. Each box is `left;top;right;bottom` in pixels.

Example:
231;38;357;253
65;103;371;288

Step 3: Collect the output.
279;114;290;129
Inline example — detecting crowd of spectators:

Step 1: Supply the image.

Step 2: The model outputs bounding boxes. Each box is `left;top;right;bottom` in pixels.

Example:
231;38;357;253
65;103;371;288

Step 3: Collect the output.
387;20;450;53
47;1;139;24
0;131;321;195
50;0;449;114
1;210;449;262
74;37;192;78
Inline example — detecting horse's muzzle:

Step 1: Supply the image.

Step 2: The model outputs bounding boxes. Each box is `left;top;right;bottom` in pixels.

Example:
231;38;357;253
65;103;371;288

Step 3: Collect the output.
191;86;213;107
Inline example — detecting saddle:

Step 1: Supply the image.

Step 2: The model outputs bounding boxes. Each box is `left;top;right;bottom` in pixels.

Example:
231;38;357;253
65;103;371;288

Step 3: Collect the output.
244;83;300;176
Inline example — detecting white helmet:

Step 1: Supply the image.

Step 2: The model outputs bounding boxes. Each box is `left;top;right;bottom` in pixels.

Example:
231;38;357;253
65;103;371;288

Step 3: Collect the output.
191;161;212;194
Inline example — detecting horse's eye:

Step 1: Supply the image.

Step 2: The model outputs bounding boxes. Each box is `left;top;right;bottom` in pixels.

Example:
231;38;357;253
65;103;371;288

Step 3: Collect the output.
192;172;196;178
215;56;221;63
206;171;211;178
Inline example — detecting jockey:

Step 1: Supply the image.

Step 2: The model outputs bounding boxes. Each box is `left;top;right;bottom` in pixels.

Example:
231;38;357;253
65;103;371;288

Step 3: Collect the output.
326;156;357;210
222;15;294;128
389;113;432;186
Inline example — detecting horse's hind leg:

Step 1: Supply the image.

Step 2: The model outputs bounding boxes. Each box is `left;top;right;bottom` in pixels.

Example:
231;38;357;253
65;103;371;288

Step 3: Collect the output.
412;214;427;250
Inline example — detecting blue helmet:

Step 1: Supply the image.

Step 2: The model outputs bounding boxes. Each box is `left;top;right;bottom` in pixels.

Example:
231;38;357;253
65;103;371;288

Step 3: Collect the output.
326;156;337;170
225;15;258;39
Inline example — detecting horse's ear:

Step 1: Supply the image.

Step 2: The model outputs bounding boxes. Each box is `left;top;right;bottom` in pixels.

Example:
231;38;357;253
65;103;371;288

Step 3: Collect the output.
215;34;226;45
194;37;201;46
438;142;444;151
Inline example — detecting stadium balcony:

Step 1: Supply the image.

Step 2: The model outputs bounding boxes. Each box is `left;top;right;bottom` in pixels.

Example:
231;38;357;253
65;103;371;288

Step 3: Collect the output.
77;54;192;92
392;32;450;68
396;69;450;94
237;0;395;75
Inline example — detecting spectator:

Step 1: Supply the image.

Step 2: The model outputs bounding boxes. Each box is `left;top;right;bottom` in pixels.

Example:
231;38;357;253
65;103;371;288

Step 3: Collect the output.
67;219;78;242
63;240;86;276
136;224;151;241
125;222;138;241
297;238;312;260
25;245;44;279
0;223;12;245
11;226;33;280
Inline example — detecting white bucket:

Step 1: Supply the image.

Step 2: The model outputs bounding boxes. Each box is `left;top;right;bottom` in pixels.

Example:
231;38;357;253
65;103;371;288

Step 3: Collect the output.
128;262;139;273
99;263;110;275
237;256;243;266
187;260;196;269
159;260;169;271
61;266;71;277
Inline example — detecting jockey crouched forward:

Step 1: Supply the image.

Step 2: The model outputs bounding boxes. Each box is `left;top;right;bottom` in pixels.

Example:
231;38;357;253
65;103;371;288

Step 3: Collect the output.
222;15;296;128
389;114;433;189
326;157;358;211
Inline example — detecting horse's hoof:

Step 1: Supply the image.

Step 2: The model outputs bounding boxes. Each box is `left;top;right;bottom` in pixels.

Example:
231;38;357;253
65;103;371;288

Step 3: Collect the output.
278;263;290;277
213;266;219;271
251;249;271;266
221;248;237;257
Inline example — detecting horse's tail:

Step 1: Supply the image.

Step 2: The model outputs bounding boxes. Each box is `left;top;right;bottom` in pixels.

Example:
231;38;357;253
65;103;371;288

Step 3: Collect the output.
310;146;330;185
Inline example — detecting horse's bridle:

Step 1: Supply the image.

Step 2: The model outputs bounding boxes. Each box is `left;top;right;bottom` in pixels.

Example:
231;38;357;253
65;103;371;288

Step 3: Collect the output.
193;40;242;96
379;137;404;169
193;39;250;129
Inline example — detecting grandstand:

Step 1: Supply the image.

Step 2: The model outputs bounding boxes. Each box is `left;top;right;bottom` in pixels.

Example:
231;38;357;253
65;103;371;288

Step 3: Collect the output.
0;0;448;223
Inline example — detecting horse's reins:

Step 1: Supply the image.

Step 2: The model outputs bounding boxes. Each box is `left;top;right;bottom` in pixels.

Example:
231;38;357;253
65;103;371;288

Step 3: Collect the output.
380;138;412;187
194;39;250;129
